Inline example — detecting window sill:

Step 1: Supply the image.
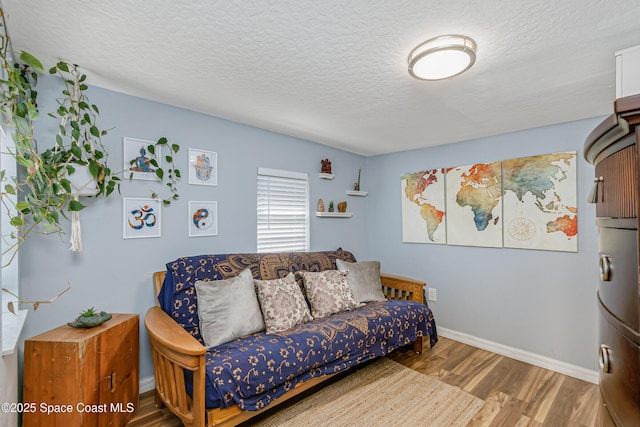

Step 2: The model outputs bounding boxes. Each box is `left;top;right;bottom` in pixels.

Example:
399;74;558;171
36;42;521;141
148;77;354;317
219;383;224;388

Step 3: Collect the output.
2;310;28;356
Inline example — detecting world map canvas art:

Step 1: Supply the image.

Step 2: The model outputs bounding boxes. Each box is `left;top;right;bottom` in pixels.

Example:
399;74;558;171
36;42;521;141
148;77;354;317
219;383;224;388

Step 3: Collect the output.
400;169;446;244
400;151;578;252
445;162;503;248
502;151;577;252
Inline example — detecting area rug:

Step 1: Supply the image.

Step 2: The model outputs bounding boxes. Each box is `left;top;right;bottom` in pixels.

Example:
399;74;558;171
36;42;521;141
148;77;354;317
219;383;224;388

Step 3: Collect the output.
253;357;483;427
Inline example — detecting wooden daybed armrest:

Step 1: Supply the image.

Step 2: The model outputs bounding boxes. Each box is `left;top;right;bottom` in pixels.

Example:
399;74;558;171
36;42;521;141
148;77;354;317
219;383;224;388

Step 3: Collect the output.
145;305;206;427
380;273;425;304
145;306;206;358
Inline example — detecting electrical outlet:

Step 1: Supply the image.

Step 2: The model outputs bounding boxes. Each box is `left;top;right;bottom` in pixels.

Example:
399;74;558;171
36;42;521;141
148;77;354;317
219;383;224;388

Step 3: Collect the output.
427;287;437;302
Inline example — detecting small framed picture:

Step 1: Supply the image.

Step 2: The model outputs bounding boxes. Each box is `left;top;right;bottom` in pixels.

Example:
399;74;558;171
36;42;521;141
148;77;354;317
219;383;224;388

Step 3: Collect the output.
188;148;217;186
123;198;161;239
124;137;160;181
188;201;218;237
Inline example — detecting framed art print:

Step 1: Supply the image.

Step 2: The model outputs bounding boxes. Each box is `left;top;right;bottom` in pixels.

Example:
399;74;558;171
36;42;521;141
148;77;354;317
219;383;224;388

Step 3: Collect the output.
188;201;218;237
189;148;217;186
124;137;160;181
123;197;161;239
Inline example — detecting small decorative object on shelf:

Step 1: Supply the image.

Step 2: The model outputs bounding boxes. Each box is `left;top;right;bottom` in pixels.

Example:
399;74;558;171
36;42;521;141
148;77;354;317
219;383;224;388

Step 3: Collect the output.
328;200;335;212
317;198;325;212
354;167;361;191
321;158;332;174
68;307;112;328
338;201;347;213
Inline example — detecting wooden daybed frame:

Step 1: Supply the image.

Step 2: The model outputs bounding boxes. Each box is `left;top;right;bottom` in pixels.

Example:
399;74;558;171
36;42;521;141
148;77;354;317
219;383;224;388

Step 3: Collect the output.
145;271;426;427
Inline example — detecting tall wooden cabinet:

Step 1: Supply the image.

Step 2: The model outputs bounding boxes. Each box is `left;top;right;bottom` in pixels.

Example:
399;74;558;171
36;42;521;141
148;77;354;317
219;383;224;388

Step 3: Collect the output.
584;94;640;426
22;313;139;427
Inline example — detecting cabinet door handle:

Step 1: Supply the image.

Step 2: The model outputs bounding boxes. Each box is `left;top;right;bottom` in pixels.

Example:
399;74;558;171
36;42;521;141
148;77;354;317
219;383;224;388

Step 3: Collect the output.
599;255;612;281
599;344;611;373
587;176;603;203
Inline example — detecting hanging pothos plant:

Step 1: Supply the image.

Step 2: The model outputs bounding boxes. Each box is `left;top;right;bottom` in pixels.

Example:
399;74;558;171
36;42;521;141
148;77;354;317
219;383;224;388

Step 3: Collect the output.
0;9;181;312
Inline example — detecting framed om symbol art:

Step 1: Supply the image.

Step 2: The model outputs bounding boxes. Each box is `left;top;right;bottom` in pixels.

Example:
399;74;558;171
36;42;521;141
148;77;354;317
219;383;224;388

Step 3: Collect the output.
123;197;162;239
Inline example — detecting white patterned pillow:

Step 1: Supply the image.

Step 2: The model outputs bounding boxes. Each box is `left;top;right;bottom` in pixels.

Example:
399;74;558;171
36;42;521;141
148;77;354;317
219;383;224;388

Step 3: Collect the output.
301;270;364;319
254;272;313;334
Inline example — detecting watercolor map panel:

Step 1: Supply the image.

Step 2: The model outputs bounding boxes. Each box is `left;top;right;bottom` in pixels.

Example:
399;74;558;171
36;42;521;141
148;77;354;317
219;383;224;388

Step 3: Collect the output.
502;151;577;252
445;162;503;248
400;169;446;243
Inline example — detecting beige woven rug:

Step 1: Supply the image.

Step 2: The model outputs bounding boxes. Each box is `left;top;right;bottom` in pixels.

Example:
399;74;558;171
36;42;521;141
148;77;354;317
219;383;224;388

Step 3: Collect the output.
253;357;483;427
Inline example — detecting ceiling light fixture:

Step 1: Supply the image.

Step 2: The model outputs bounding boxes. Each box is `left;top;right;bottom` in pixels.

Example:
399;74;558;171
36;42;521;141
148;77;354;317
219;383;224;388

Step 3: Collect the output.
408;35;477;81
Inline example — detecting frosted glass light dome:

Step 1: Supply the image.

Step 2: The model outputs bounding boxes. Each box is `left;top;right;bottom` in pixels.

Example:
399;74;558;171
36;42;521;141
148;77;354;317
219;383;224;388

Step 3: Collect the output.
408;35;477;81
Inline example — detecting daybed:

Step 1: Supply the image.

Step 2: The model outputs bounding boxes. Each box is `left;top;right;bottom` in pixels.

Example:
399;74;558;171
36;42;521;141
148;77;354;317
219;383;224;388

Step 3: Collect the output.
145;249;437;427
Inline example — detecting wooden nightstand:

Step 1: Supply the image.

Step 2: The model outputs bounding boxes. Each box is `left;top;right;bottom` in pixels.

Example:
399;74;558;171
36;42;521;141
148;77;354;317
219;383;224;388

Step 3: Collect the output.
22;313;139;427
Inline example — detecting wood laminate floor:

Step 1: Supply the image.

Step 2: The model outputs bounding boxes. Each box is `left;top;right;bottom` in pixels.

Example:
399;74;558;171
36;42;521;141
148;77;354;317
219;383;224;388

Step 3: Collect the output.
127;337;613;426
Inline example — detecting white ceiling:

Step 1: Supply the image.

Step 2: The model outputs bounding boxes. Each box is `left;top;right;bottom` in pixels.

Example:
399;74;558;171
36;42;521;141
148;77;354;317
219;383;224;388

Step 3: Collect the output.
2;1;640;156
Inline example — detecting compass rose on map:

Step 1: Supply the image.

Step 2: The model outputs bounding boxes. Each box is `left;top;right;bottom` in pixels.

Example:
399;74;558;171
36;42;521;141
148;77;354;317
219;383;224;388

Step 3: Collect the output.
508;217;536;241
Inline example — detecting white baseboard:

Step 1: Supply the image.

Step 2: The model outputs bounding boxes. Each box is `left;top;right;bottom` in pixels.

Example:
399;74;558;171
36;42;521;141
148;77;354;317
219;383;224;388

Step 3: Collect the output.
140;376;156;394
437;327;599;384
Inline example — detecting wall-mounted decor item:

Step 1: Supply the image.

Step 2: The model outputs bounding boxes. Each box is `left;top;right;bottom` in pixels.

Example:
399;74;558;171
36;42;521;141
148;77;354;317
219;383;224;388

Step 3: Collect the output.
188;200;218;237
321;159;332;174
123;197;161;239
124;137;161;181
399;151;578;252
445;162;503;248
502;151;577;252
189;148;217;186
400;169;446;244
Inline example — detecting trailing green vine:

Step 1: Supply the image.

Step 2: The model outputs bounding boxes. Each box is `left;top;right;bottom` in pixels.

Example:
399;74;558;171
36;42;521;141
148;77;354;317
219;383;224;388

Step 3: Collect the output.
0;7;181;311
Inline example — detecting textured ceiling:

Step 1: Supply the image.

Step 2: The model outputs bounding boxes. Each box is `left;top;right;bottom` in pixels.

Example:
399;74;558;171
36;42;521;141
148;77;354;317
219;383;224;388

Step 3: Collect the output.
2;1;640;156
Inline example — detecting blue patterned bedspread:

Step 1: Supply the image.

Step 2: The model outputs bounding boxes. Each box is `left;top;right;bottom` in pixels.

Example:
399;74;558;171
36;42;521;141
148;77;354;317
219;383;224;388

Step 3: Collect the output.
193;299;437;410
158;251;438;410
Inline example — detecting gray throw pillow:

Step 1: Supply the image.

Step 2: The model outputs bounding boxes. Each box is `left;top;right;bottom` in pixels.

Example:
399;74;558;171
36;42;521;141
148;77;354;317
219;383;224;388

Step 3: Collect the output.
195;268;265;348
336;259;387;303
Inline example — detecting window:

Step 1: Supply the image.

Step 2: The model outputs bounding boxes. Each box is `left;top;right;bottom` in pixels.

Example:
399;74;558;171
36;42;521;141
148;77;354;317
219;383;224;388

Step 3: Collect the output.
1;127;18;310
257;167;309;253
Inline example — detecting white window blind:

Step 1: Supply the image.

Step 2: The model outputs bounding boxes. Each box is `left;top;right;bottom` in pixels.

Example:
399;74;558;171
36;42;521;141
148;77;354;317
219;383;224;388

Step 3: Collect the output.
257;167;309;253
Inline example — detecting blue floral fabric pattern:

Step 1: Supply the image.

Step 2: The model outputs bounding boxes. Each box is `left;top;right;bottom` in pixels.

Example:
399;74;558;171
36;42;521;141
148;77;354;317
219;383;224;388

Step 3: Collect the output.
202;300;436;410
159;250;438;410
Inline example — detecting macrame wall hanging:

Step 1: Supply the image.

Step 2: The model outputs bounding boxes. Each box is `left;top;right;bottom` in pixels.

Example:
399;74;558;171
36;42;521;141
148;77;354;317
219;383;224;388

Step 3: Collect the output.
68;166;98;251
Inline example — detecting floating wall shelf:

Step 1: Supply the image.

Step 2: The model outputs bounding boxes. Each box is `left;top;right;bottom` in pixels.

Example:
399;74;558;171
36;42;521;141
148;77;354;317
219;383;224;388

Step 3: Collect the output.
315;212;352;218
345;190;368;197
318;173;334;180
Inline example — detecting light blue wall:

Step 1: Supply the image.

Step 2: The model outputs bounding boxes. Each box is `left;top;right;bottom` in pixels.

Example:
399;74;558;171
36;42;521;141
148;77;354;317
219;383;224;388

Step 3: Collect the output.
364;117;603;370
18;74;604;384
18;77;369;380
